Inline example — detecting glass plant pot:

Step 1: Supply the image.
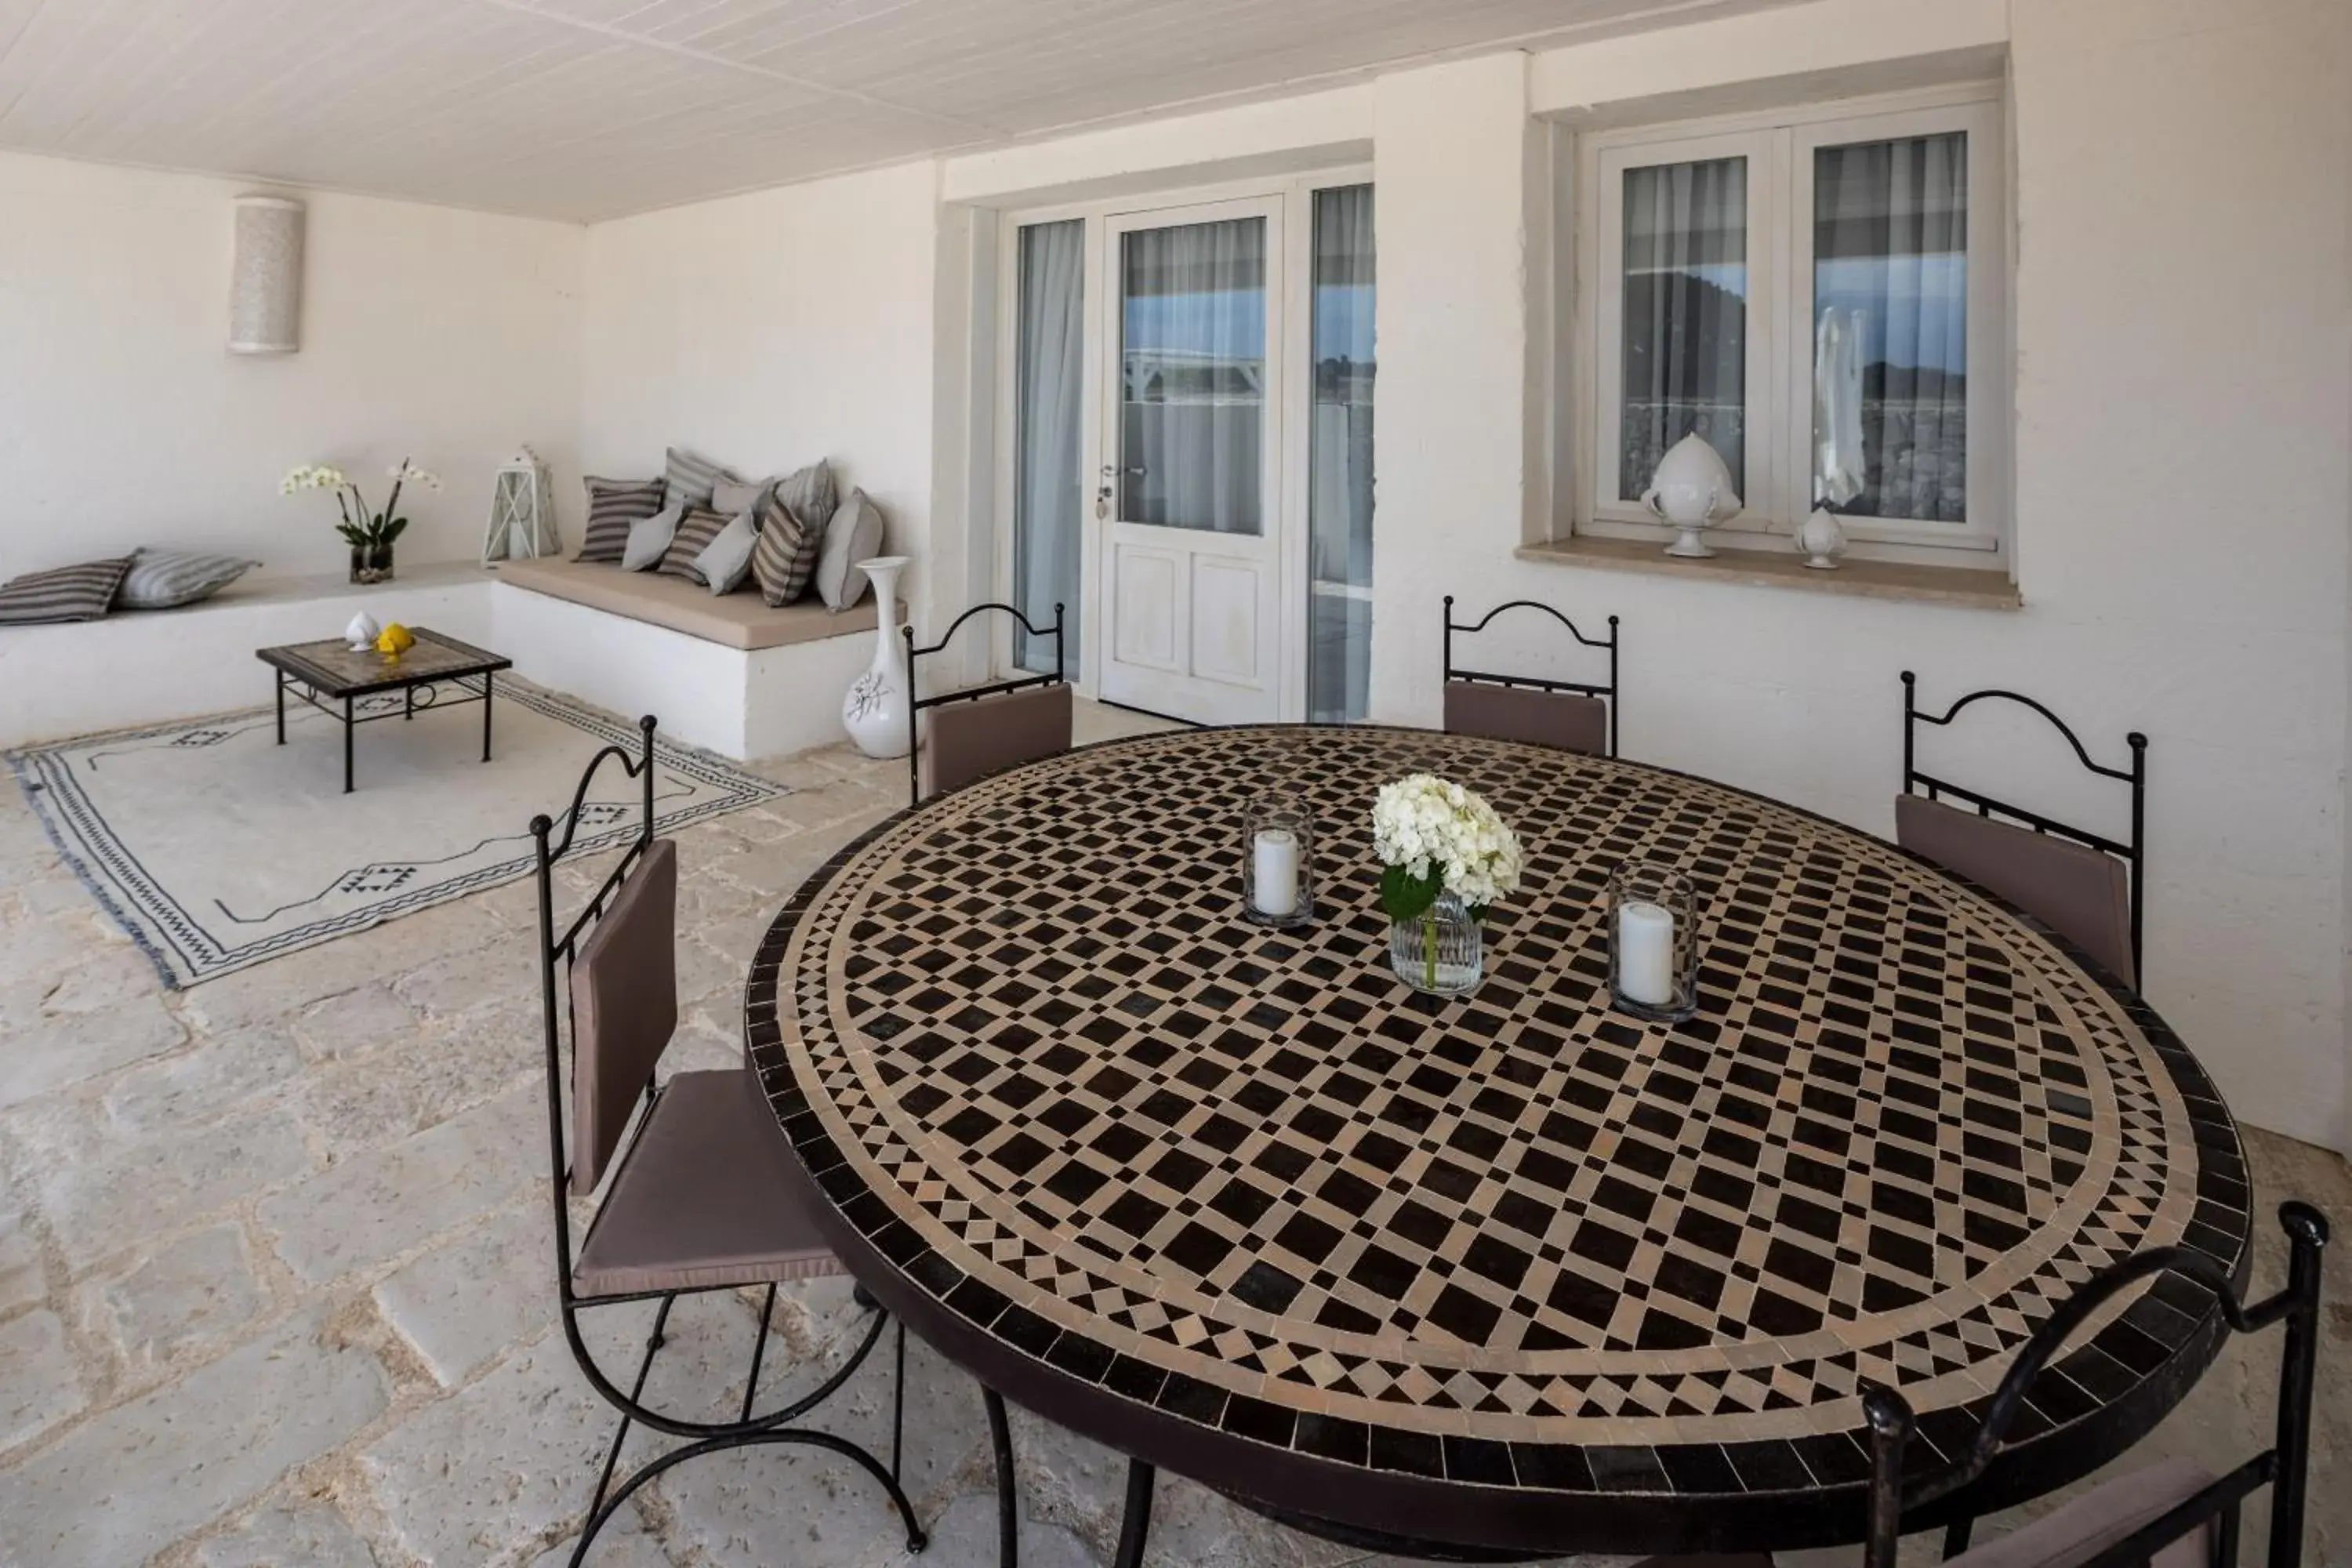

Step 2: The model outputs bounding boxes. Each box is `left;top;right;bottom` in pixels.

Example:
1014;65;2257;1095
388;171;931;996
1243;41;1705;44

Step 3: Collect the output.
349;543;394;586
1610;861;1697;1022
1242;795;1315;929
1388;891;1483;997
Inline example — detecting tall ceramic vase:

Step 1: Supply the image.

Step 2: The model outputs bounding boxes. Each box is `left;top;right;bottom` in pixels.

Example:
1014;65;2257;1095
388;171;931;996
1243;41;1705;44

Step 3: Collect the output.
842;556;912;758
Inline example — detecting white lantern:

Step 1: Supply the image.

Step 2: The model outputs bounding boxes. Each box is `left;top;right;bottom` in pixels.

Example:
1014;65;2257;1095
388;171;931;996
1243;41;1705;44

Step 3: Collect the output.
481;448;560;564
227;195;303;355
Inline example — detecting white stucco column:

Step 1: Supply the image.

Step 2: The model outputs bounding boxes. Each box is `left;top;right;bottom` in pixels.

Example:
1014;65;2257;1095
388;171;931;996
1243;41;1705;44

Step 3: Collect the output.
1366;53;1544;728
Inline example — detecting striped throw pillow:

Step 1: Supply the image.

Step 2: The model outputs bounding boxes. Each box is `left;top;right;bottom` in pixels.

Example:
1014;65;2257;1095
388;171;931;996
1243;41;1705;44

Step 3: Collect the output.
577;477;664;563
664;447;734;513
116;549;259;609
751;492;822;606
0;557;136;625
771;460;836;541
659;506;734;583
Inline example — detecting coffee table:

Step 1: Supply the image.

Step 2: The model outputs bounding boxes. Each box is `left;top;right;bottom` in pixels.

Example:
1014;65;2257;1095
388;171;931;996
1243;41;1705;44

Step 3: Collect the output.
256;628;512;793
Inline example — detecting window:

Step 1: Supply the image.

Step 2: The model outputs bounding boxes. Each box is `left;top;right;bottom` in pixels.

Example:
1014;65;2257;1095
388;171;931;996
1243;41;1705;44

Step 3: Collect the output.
1579;93;2005;557
1307;183;1374;724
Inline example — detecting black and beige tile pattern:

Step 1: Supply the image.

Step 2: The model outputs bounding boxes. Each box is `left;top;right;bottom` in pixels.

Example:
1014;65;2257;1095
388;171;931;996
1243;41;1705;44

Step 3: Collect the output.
749;727;2250;1552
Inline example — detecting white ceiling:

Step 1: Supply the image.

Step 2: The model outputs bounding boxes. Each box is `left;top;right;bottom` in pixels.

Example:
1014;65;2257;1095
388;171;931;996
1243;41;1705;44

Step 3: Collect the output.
0;0;1796;222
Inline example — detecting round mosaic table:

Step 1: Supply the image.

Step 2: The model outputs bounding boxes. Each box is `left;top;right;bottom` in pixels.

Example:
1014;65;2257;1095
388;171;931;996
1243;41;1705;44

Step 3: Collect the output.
747;726;2251;1559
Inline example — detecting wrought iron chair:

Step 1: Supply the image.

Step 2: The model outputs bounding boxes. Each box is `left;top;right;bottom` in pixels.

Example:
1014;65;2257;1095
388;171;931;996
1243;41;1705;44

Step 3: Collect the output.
1899;672;2148;989
532;716;924;1564
1441;596;1621;757
906;601;1069;804
1860;1203;2328;1568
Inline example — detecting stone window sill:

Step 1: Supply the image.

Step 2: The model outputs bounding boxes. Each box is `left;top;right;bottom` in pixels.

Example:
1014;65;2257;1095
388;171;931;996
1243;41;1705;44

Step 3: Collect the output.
1515;535;2022;611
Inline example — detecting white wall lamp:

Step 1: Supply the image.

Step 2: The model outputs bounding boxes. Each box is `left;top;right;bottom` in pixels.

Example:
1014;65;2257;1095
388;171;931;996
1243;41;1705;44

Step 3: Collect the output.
227;194;304;355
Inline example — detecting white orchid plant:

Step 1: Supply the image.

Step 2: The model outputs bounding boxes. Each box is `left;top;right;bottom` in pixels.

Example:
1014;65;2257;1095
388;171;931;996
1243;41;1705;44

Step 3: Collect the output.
1370;773;1525;925
281;459;441;554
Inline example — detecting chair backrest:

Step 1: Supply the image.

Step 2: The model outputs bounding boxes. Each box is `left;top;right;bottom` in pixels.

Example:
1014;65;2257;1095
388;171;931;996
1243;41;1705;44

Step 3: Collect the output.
531;716;665;1284
906;601;1066;804
923;682;1073;799
1860;1203;2328;1568
1899;672;2147;985
1441;596;1620;757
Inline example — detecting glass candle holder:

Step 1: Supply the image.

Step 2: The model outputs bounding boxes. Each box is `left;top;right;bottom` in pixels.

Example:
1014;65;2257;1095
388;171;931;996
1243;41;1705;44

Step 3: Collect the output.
1609;861;1697;1022
1242;796;1315;929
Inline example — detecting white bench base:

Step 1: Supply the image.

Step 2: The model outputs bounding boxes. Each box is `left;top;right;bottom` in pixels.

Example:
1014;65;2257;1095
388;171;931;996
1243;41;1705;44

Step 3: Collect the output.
1;562;876;763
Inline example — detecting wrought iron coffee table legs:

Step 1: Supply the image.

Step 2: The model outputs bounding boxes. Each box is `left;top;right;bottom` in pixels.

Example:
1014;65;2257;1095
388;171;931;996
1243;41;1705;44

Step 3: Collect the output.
1111;1459;1157;1568
274;670;286;745
984;1387;1019;1566
483;670;495;761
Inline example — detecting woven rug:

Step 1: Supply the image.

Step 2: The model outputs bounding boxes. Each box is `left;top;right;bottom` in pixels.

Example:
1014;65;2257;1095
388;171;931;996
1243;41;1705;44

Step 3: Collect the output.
8;678;785;988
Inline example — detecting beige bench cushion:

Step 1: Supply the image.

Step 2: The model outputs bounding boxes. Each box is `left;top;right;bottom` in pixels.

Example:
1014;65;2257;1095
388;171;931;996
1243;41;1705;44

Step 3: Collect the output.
497;555;875;652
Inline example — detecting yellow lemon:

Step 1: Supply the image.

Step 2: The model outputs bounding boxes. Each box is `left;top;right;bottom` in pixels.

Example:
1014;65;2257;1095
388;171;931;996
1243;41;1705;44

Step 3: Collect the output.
375;623;416;657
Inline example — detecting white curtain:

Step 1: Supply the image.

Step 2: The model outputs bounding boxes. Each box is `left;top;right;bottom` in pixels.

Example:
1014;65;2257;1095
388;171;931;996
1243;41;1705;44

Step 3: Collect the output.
1014;220;1084;674
1120;217;1265;535
1308;185;1374;724
1813;132;1969;521
1620;157;1748;499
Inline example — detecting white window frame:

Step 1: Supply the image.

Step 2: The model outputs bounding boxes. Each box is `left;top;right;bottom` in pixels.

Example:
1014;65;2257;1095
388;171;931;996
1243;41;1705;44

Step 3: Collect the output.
1570;84;2009;564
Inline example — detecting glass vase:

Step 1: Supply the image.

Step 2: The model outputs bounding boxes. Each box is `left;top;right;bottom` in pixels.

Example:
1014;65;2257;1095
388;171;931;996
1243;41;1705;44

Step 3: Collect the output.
349;543;394;586
1609;861;1698;1022
1242;794;1315;929
1388;891;1483;997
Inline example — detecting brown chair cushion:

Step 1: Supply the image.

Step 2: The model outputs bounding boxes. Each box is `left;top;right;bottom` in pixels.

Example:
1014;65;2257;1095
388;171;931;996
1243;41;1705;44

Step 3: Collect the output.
921;682;1074;799
572;1066;845;1298
1443;680;1607;757
1944;1457;2213;1568
1896;793;2136;989
569;838;678;1197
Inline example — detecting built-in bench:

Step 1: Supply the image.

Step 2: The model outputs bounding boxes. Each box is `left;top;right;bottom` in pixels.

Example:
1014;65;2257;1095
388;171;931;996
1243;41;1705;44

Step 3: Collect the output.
491;557;874;760
2;557;876;761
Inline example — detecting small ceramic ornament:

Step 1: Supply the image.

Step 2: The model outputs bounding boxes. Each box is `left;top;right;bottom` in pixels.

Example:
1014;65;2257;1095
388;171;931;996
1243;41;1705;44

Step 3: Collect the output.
375;622;416;658
345;611;381;650
1639;433;1744;558
1795;506;1848;570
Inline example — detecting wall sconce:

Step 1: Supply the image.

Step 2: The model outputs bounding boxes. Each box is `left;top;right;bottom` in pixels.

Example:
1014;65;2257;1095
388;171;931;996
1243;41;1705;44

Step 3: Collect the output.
228;194;303;355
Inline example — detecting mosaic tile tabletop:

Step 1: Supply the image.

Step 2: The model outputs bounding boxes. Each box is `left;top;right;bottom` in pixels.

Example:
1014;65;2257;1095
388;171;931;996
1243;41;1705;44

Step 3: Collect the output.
750;727;2250;1552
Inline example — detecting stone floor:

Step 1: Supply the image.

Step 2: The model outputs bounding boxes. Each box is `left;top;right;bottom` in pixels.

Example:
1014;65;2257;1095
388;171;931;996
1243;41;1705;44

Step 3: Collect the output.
0;705;2347;1566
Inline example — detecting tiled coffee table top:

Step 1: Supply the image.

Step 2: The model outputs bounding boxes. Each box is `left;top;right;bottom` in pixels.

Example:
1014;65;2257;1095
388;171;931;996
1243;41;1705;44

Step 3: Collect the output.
749;727;2249;1554
257;629;508;695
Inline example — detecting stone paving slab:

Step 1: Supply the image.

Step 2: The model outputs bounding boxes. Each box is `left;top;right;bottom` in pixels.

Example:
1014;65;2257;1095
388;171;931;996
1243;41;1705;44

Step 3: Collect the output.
0;1308;85;1455
186;1496;383;1567
260;1083;541;1287
374;1200;555;1388
0;1305;390;1567
0;994;187;1110
77;1223;270;1383
102;1022;303;1134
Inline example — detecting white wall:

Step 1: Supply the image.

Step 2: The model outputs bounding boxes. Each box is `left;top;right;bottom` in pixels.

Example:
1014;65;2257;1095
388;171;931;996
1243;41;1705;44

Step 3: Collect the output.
579;161;945;632
0;152;583;580
1366;1;2352;1149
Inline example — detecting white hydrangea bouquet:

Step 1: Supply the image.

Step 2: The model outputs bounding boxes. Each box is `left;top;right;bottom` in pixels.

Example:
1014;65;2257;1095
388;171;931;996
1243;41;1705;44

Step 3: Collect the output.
1371;774;1523;993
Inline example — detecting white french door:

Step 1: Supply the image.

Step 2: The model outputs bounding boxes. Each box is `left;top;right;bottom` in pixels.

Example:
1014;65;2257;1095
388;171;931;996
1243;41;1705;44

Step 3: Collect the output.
1095;196;1285;724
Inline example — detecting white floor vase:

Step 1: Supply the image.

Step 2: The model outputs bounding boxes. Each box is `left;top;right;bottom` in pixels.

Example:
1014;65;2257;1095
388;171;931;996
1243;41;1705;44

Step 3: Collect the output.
841;555;913;758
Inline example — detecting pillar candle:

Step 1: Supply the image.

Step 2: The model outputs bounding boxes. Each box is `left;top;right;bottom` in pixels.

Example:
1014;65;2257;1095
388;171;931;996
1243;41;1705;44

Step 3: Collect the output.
1617;899;1677;1007
1252;828;1299;917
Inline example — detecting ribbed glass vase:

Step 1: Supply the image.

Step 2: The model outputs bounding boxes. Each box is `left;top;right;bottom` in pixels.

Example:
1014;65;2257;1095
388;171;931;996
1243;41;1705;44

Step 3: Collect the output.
1387;891;1483;997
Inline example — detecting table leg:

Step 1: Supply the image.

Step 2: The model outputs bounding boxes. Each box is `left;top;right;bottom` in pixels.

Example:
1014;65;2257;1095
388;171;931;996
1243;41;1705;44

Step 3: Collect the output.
1941;1518;1973;1558
343;696;354;794
983;1387;1018;1568
405;684;414;721
274;671;285;744
481;672;495;762
1109;1460;1155;1568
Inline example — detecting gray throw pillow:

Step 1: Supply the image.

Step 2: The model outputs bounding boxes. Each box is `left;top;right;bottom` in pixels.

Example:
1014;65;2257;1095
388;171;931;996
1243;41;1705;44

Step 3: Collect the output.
622;503;681;572
116;549;260;609
693;512;760;596
771;461;836;542
815;488;885;612
710;477;771;517
663;447;732;512
0;557;135;624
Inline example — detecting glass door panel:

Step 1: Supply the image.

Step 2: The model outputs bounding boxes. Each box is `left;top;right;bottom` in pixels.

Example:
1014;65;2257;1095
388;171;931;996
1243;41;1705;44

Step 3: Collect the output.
1012;219;1085;675
1119;217;1266;535
1307;184;1374;724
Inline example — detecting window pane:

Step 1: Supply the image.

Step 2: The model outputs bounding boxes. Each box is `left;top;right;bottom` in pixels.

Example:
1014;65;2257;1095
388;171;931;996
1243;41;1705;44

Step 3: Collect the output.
1120;217;1265;535
1308;185;1374;724
1014;220;1084;676
1620;156;1747;500
1813;131;1968;522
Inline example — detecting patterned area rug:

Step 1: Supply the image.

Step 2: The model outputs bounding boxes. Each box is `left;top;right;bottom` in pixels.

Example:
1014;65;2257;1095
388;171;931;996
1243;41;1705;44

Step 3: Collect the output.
7;678;785;987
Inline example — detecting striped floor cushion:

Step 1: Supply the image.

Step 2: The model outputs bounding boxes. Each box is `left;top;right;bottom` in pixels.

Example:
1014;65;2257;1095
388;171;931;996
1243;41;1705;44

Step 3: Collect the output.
578;477;666;563
0;557;136;624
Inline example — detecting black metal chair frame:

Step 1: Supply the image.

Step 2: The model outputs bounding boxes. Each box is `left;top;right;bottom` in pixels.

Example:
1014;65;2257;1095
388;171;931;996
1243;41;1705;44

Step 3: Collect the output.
1861;1203;2328;1568
532;716;924;1565
1442;595;1621;757
1900;670;2149;980
904;601;1065;804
